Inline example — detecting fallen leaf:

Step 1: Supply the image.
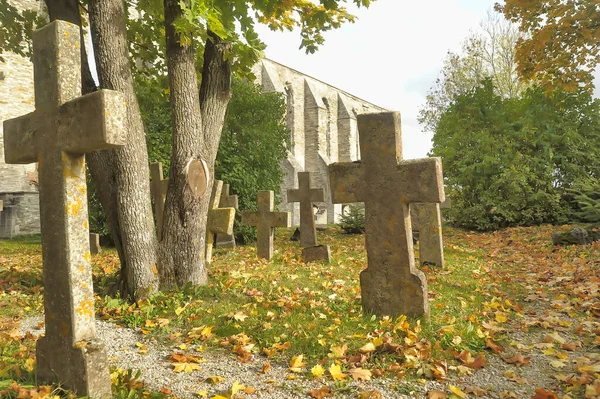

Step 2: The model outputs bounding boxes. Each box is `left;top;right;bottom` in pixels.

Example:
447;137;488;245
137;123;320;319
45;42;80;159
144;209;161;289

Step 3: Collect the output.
328;363;346;381
531;388;558;399
502;353;530;367
309;386;333;399
357;390;383;399
449;385;467;398
204;376;226;384
288;354;306;373
311;364;325;379
347;368;371;381
428;390;446;399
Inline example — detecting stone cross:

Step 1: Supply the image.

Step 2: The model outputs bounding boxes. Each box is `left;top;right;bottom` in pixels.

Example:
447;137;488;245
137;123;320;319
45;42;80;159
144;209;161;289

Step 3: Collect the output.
89;233;101;255
150;162;169;240
329;112;444;318
205;180;235;264
215;183;239;248
242;191;290;260
2;21;126;398
287;172;324;247
413;203;444;268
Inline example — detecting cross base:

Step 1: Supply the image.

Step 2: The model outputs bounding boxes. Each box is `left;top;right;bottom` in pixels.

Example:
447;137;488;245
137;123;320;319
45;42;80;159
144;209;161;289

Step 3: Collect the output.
215;234;236;249
37;336;111;399
302;245;331;263
359;268;429;318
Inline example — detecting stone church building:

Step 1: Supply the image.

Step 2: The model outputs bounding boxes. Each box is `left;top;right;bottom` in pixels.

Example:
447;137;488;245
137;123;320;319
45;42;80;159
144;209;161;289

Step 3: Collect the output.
0;0;386;236
253;59;387;225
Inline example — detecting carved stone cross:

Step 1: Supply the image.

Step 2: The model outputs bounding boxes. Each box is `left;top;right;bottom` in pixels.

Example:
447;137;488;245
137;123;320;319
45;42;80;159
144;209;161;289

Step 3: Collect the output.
242;191;290;260
215;183;239;248
329;112;444;318
205;180;235;264
3;21;126;398
287;172;324;247
150;162;169;240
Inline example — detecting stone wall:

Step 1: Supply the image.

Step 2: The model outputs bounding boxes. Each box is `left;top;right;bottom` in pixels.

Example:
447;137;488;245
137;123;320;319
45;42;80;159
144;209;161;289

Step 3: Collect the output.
253;59;387;225
0;0;45;236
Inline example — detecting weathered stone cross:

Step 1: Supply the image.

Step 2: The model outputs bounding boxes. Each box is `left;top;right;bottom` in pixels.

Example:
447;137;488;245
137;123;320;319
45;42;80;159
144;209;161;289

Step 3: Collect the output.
3;21;126;398
242;191;290;260
205;180;235;264
150;162;169;240
215;183;239;248
329;112;445;318
287;171;324;247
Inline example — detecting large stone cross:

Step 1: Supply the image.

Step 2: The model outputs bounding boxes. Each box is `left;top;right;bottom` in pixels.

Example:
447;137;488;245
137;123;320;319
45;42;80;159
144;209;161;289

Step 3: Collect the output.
150;162;169;240
205;180;235;264
3;21;126;398
329;112;444;318
242;191;290;260
287;172;324;247
215;183;239;248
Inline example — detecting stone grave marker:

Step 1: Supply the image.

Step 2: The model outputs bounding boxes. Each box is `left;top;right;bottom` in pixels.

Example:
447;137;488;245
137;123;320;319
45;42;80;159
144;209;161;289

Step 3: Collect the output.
3;20;126;398
242;191;290;260
150;162;169;240
287;172;331;263
215;183;239;248
205;180;235;264
329;112;444;317
413;203;444;268
89;233;101;255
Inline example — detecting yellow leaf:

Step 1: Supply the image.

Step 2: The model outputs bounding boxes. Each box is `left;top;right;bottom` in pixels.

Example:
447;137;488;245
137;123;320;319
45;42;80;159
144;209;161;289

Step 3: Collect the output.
495;312;508;323
23;359;35;372
204;376;226;384
231;380;245;396
328;363;346;381
195;390;209;398
449;385;467;398
329;344;347;358
311;364;325;378
289;354;306;372
359;342;376;353
172;362;202;373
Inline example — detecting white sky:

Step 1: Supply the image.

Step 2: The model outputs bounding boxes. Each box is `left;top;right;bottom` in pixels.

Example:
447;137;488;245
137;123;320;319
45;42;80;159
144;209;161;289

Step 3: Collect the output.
254;0;501;159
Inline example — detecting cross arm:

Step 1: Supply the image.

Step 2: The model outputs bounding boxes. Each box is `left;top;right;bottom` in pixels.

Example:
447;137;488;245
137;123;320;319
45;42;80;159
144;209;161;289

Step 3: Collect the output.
208;208;235;235
268;212;290;228
309;188;324;202
241;211;260;227
286;188;302;203
329;162;365;204
58;90;127;153
397;157;445;203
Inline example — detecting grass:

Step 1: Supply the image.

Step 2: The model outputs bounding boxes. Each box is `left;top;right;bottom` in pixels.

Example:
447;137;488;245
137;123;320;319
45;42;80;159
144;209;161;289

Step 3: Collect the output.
1;224;598;398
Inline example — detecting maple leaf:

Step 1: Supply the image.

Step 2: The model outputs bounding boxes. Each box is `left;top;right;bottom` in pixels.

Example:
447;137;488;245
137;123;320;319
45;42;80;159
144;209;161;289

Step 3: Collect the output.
456;350;486;370
231;381;245;396
288;354;307;372
172;362;201;373
328;344;347;358
428;391;447;399
486;338;504;354
261;361;271;374
502;353;530;367
464;386;487;397
357;390;383;399
359;342;376;353
328;363;346;381
309;386;333;399
311;364;325;378
348;368;371;381
531;388;558;399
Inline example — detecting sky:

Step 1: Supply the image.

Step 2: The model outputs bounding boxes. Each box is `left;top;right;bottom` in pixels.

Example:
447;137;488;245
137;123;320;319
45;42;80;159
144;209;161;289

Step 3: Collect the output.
253;0;502;159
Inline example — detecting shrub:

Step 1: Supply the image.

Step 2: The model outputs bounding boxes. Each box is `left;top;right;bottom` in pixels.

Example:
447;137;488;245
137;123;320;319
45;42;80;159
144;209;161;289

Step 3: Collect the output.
338;204;365;234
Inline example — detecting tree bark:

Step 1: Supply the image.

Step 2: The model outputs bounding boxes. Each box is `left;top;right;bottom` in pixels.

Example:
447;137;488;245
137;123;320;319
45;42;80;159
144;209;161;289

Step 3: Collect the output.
161;0;231;287
85;0;159;299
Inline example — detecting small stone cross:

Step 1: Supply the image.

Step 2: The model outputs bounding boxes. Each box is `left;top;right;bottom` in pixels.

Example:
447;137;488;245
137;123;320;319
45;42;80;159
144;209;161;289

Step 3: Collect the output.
215;183;238;248
414;203;444;268
150;162;169;240
205;180;235;264
287;172;324;247
242;191;290;260
3;21;126;398
329;112;444;318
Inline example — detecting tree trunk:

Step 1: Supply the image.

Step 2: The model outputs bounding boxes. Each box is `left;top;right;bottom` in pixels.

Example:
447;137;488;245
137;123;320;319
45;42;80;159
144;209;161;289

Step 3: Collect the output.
160;0;231;287
85;0;159;299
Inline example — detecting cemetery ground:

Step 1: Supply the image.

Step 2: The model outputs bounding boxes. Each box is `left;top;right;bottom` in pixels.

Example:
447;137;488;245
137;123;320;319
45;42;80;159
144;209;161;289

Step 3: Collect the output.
0;225;599;399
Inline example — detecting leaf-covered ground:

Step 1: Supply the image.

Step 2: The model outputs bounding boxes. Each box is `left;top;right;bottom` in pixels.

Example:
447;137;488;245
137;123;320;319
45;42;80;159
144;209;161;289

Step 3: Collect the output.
0;225;598;398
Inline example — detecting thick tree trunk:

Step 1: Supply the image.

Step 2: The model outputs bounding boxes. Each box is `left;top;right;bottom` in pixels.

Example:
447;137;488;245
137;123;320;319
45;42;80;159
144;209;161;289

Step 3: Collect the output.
160;0;231;287
85;0;159;299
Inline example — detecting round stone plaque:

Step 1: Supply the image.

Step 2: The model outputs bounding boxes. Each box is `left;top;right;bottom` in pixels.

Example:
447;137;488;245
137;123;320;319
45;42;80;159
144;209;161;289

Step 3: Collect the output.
185;158;209;199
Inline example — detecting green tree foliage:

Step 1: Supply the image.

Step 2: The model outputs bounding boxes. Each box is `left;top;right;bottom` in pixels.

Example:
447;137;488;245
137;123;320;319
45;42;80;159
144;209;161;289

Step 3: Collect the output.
419;12;527;132
568;179;600;224
431;79;600;231
338;204;365;234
